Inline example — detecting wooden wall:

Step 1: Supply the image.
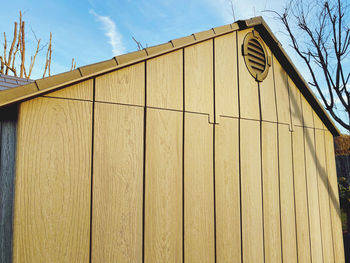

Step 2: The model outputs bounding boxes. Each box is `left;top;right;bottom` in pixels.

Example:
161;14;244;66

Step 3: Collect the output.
12;28;344;262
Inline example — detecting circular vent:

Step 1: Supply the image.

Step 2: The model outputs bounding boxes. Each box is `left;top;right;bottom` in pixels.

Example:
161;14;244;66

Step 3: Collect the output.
242;31;270;82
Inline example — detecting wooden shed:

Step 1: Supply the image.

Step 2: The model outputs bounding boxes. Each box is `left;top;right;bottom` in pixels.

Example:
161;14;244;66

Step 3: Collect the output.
0;16;345;262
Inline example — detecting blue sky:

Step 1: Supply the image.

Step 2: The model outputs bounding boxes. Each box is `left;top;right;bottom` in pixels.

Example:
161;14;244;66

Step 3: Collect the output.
1;0;348;133
1;0;290;78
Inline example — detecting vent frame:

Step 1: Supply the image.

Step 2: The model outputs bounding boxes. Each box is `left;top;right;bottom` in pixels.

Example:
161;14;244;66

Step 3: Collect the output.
242;30;271;82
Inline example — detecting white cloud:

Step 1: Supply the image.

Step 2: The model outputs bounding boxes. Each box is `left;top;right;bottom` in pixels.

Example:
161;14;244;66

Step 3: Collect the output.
89;9;126;56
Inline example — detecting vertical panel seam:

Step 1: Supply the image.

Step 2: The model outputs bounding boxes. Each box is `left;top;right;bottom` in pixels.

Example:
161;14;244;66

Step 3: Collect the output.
314;128;325;262
212;38;217;263
276;123;284;263
302;126;314;263
89;78;96;263
182;47;185;263
236;30;243;263
257;81;266;263
323;130;336;263
142;61;147;263
290;125;300;262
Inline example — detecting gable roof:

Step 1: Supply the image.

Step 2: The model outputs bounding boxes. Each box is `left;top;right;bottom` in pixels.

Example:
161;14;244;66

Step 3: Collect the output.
0;74;33;90
0;16;340;136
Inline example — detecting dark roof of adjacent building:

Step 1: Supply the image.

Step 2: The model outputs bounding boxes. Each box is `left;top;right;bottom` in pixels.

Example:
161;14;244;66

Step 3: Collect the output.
0;74;33;91
0;16;341;136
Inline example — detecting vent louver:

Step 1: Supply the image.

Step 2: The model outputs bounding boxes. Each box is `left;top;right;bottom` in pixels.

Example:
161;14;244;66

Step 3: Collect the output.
242;31;270;82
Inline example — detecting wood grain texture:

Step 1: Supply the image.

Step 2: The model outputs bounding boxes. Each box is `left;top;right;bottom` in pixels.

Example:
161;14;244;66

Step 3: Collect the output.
240;119;264;263
95;62;145;106
259;47;277;122
145;108;182;263
273;56;291;125
313;111;324;130
237;30;260;120
185;40;213;116
301;94;314;128
304;127;323;263
92;103;143;263
147;50;183;110
13;97;92;263
0;115;17;263
44;79;93;101
214;33;239;118
184;113;214;263
315;129;335;263
215;117;240;263
261;121;282;263
288;78;303;127
325;130;345;263
278;124;298;263
292;126;312;263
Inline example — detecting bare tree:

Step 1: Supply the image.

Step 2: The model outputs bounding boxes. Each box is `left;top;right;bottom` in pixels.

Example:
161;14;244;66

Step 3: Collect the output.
0;11;76;79
270;0;350;132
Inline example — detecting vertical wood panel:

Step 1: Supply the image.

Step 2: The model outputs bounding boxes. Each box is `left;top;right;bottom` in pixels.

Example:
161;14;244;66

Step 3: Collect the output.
214;33;239;118
259;47;277;122
215;117;240;262
325;130;345;263
95;62;145;105
185;41;213;116
44;79;93;101
292;126;312;262
274;56;291;125
288;78;303;126
145;109;182;263
315;129;334;263
240;119;264;263
184;113;214;263
0;108;17;263
147;50;183;110
92;103;143;263
278;124;298;263
313;111;324;130
304;127;323;263
262;121;282;263
301;95;314;128
13;97;91;263
237;30;260;120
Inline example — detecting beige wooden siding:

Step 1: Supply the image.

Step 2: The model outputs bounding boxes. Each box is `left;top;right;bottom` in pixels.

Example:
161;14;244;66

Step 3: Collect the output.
145;108;182;263
273;56;291;125
184;112;215;263
95;62;145;106
315;129;335;263
325;130;345;263
147;50;183;110
259;47;277;122
278;124;298;263
185;40;213;117
13;97;92;263
288;78;303;127
292;126;312;262
261;121;282;262
44;79;93;101
237;29;260;120
301;94;314;128
215;117;240;262
240;119;264;263
313;111;324;130
304;127;323;263
92;103;143;263
214;33;239;118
